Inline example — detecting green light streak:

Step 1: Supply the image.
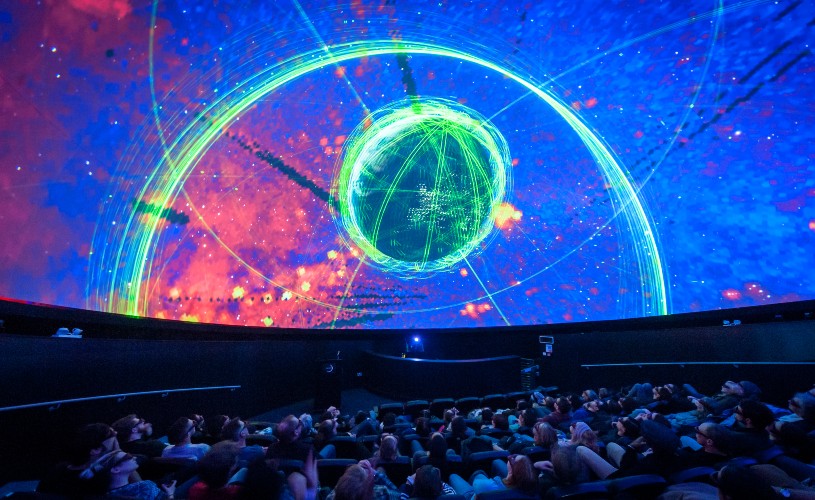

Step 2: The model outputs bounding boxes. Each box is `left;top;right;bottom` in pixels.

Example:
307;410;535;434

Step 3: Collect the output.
91;38;667;319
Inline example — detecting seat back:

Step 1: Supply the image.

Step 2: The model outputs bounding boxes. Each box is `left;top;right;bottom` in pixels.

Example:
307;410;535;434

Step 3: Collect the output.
430;398;456;418
379;402;405;419
455;397;482;415
405;400;430;420
482;394;507;410
544;480;610;499
316;458;357;488
463;450;509;478
608;474;667;498
378;456;412;485
329;435;361;459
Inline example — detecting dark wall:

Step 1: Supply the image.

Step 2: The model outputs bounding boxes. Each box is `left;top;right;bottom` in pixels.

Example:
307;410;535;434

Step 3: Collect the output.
538;320;815;406
2;299;815;484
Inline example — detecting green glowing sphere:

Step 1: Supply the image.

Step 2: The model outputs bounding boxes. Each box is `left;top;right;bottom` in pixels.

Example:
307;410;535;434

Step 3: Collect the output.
331;97;511;275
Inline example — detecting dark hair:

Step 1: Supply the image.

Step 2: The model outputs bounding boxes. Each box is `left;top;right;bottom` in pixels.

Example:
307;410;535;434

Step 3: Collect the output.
198;442;241;488
206;415;229;439
221;417;246;442
413;464;442;497
314;419;337;450
555;397;572;414
480;408;494;424
167;417;193;445
427;432;448;470
450;416;468;437
716;465;777;499
414;417;431;437
493;413;509;431
738;400;775;429
69;423;116;465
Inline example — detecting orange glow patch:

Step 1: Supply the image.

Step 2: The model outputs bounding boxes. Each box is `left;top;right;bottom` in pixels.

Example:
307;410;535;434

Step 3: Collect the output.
297;267;306;276
232;286;245;299
722;288;742;300
180;313;200;322
460;268;469;277
809;220;815;231
585;97;598;108
334;66;346;78
301;282;311;292
494;202;522;229
334;135;346;146
319;137;329;147
511;158;519;167
262;293;273;304
327;250;338;260
261;317;273;327
169;287;180;299
571;101;581;111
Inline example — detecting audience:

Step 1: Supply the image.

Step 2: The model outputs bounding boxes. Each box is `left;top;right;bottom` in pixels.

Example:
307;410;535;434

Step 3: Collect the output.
33;380;815;500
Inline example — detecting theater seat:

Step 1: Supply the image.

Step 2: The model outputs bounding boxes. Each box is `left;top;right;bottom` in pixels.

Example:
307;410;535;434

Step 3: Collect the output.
608;474;667;498
668;466;716;484
316;458;357;488
378;457;412;485
482;394;507;410
430;398;457;418
379;402;405;419
456;397;482;414
405;400;430;420
544;479;611;499
463;450;509;478
475;489;536;500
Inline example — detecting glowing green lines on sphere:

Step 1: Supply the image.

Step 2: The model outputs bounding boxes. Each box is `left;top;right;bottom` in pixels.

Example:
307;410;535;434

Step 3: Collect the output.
332;98;511;275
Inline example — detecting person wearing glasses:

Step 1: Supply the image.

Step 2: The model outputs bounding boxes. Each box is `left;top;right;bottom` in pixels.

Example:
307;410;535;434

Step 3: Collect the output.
99;450;176;499
112;414;168;458
37;423;121;497
162;417;211;460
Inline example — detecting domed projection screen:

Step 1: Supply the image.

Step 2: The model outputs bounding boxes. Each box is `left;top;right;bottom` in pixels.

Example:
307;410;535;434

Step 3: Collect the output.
0;1;813;329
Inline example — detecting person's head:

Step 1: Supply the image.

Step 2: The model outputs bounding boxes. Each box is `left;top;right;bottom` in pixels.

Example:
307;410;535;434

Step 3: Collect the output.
414;417;431;437
734;400;774;430
480;408;494;425
583;400;600;413
788;392;815;420
721;381;745;397
604;399;622;416
551;445;587;485
316;419;338;442
206;415;229;439
492;412;509;431
503;454;536;492
220;417;248;443
427;432;447;458
413;464;443;497
333;463;374;500
598;388;610;399
581;389;598;402
378;434;398;461
69;423;119;465
299;413;314;434
554;397;572;414
198;442;241;489
533;421;558;447
381;412;397;427
167;417;196;446
654;386;673;401
519;409;538;428
615;417;640;438
714;464;777;499
695;422;729;453
111;414;151;443
188;414;205;432
277;415;303;443
450;415;468;437
443;409;455;425
618;397;639;415
97;450;139;483
569;422;598;452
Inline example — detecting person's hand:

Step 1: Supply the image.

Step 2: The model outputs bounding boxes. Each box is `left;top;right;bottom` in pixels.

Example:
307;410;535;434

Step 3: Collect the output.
161;479;176;497
534;460;554;471
492;443;504;452
303;449;318;489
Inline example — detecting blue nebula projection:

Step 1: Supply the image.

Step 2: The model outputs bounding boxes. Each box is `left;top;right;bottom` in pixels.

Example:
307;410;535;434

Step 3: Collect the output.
0;0;813;329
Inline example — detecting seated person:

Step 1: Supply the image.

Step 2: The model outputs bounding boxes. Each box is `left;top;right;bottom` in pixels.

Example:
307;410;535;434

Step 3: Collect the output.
401;464;456;499
98;450;176;499
188;442;244;499
541;397;573;428
327;459;399;500
728;400;775;455
220;417;266;465
448;454;537;497
37;423;120;497
163;417;211;460
112;414;168;458
265;414;311;462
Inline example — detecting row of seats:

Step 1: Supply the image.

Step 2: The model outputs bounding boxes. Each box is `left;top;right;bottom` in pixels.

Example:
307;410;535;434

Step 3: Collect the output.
377;388;558;419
